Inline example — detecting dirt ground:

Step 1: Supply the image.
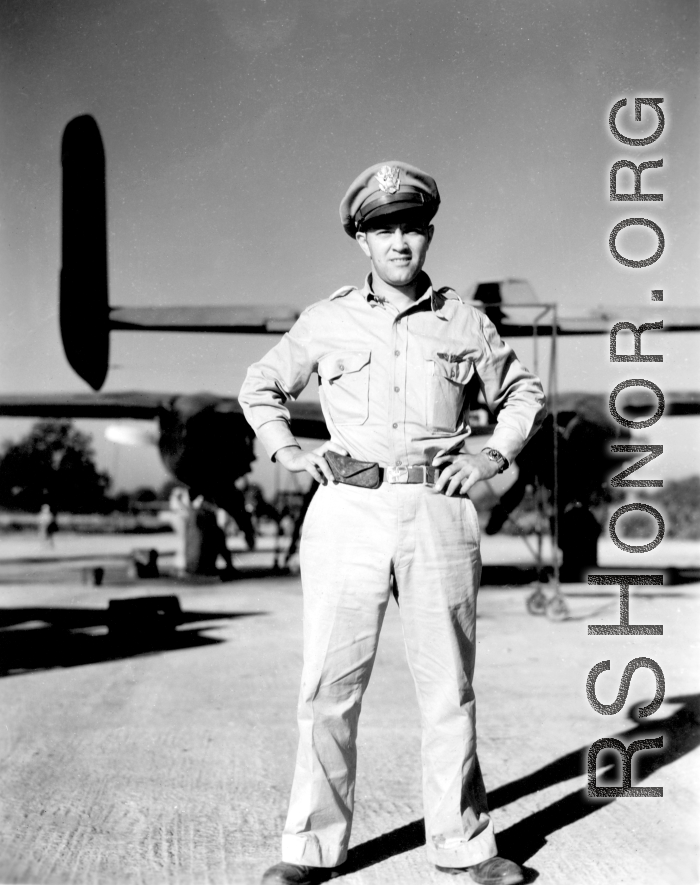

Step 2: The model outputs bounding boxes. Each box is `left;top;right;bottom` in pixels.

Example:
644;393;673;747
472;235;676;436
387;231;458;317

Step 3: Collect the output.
0;534;698;885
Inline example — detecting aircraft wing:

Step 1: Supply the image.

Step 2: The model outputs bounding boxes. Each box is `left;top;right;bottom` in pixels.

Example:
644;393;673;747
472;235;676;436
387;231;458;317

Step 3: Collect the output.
551;390;700;420
616;389;700;417
0;392;168;419
0;391;331;440
0;392;503;439
3;388;697;447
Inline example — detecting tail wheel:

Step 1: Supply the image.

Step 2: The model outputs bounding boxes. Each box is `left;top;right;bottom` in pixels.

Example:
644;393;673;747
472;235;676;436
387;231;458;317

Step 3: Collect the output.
546;595;570;621
526;588;548;616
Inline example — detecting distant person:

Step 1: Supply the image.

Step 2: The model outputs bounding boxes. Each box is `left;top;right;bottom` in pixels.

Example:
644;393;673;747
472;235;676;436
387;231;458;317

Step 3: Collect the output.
131;548;160;579
185;495;236;579
241;163;546;885
37;503;58;548
167;486;190;573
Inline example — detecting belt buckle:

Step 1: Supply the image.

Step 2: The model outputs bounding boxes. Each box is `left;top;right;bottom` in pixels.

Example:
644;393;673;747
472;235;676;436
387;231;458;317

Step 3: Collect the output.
387;464;409;483
423;466;436;487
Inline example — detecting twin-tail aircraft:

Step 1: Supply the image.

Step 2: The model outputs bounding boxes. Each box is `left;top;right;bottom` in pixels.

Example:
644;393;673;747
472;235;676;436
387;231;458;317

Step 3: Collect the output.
0;114;698;586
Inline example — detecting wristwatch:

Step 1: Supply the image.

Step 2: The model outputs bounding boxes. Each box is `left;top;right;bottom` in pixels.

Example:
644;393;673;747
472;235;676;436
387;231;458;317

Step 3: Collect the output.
481;447;509;474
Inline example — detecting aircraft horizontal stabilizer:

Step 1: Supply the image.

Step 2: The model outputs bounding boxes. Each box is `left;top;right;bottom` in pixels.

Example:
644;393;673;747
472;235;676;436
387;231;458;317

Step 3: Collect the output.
110;305;300;334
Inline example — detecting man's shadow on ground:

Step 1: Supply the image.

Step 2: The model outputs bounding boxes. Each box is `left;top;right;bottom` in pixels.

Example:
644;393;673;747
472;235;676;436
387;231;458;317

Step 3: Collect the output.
338;694;700;879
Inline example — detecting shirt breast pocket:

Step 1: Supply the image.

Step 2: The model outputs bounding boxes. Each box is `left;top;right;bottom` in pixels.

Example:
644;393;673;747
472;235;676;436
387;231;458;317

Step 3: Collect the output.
424;354;473;432
318;351;371;426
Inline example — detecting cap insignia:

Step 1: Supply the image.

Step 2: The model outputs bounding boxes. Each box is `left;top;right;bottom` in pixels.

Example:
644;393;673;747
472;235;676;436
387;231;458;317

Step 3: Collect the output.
375;165;401;194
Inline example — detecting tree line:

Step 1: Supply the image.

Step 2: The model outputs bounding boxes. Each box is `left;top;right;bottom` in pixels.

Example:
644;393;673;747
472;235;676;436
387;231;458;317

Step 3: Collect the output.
0;419;113;513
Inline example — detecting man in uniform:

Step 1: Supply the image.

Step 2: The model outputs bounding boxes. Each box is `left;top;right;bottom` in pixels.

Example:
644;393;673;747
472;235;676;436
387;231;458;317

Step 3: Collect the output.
240;162;546;885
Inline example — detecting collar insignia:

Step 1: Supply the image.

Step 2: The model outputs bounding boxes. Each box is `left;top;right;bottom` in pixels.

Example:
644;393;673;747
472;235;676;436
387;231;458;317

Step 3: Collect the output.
375;165;401;194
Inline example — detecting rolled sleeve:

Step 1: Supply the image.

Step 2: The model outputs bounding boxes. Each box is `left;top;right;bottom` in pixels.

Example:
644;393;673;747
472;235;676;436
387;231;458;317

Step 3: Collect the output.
239;311;317;461
474;313;547;463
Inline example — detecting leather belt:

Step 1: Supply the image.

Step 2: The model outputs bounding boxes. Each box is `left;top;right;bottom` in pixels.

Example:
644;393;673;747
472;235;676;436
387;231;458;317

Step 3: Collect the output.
325;451;437;488
381;464;437;485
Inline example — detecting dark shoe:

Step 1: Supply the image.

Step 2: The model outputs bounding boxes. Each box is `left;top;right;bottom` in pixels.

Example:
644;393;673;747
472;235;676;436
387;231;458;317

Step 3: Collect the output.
437;856;524;885
261;862;335;885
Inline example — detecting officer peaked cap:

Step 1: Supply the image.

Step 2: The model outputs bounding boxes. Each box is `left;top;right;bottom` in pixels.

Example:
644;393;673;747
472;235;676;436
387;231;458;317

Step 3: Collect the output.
339;161;440;237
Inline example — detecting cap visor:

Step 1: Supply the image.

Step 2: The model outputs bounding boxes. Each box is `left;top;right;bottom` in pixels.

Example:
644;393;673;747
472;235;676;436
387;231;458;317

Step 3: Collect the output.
360;201;435;228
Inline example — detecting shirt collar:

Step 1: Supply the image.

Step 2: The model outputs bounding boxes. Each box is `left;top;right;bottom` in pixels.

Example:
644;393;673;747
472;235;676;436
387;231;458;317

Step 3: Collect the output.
361;272;458;317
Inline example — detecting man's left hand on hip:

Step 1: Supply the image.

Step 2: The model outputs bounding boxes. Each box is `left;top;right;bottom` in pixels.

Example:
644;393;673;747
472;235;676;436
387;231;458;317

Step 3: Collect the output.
432;452;499;496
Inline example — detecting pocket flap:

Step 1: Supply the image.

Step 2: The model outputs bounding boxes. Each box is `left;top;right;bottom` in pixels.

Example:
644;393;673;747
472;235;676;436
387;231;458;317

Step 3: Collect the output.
319;351;371;382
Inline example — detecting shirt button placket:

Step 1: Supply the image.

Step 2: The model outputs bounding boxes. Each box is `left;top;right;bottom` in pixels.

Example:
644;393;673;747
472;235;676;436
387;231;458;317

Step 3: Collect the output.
399;318;408;467
390;315;408;468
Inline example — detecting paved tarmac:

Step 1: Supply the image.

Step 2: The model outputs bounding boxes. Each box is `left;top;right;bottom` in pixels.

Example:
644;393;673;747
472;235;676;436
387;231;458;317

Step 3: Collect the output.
0;538;698;885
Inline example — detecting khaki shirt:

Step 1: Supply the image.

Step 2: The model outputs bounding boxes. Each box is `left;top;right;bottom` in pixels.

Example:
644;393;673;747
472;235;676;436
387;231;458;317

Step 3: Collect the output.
240;273;546;467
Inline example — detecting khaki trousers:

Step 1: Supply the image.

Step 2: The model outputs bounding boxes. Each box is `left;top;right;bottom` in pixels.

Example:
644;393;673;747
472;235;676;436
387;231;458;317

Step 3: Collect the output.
281;481;497;869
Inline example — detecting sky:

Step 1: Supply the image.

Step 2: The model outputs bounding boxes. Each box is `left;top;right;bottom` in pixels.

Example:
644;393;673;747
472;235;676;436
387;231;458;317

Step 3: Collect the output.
0;0;698;492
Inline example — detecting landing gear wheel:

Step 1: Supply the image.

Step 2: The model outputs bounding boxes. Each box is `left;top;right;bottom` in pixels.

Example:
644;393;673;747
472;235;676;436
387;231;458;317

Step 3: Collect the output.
526;588;548;616
546;595;570;621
